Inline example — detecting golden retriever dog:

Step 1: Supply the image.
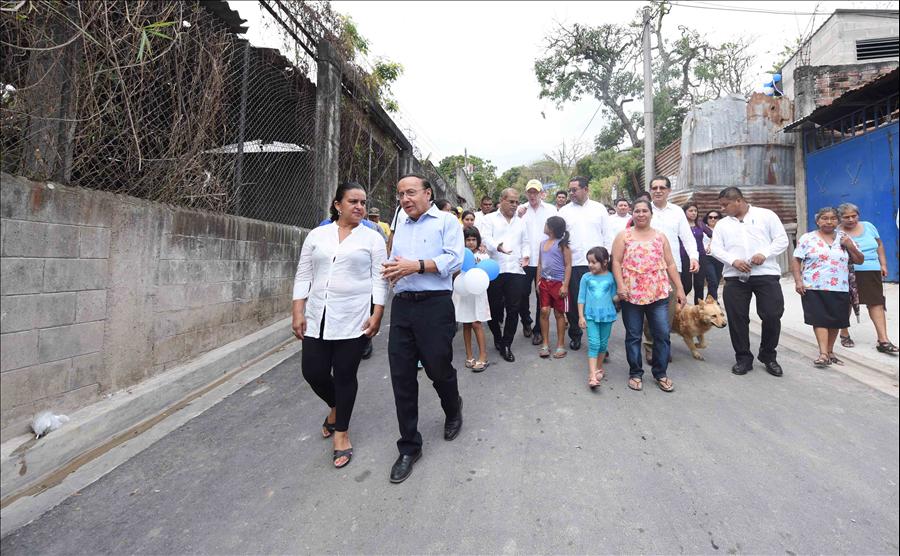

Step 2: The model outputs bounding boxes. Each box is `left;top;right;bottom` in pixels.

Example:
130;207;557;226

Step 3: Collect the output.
672;295;727;360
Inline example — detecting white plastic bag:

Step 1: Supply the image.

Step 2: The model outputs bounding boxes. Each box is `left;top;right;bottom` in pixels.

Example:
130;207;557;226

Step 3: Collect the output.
31;411;70;439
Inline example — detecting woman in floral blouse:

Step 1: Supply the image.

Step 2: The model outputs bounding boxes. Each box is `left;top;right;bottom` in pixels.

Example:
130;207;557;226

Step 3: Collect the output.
791;206;864;367
612;199;686;392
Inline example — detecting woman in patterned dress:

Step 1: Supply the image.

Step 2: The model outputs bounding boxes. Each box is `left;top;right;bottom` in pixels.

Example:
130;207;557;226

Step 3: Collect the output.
611;199;686;392
791;207;865;367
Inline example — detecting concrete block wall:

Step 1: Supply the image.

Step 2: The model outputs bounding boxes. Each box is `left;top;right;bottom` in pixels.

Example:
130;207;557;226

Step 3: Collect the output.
1;173;304;441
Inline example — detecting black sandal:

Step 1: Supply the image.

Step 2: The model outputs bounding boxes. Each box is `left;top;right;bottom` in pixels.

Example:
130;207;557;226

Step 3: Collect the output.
840;335;855;348
827;352;844;366
814;353;831;367
656;377;675;392
876;341;899;354
322;417;336;438
333;448;353;468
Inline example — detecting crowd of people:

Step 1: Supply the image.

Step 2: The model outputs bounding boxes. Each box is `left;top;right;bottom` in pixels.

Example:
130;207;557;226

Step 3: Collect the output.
291;173;897;481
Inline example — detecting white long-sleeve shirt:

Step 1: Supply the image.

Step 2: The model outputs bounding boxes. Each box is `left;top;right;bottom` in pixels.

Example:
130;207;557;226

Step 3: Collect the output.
520;201;557;268
710;205;788;278
650;202;698;272
292;223;387;340
558;199;616;266
481;210;531;275
608;213;631;235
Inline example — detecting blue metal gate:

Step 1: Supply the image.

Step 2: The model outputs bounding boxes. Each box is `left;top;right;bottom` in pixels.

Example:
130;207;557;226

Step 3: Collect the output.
805;120;899;281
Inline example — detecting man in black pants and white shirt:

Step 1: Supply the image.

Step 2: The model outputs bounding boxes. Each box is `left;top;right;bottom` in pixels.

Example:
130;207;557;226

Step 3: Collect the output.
710;187;789;376
382;173;465;484
481;187;531;362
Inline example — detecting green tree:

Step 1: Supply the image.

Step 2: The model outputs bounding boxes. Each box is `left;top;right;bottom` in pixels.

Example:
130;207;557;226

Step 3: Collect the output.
535;1;755;152
437;154;498;200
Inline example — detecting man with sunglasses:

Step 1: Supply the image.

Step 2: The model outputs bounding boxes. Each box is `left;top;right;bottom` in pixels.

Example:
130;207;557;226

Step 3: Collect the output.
640;176;699;363
381;173;465;484
481;187;531;362
558;176;616;350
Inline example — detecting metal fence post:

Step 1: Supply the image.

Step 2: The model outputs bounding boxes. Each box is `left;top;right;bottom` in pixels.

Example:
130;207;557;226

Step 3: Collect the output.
234;41;250;216
314;39;342;222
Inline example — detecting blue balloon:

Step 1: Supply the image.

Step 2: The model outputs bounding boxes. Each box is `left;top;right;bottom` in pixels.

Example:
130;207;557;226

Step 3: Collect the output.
764;81;773;88
476;258;500;281
773;74;782;82
462;249;477;272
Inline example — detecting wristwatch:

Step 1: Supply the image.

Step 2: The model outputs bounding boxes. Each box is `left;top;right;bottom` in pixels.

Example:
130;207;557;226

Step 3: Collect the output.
418;260;426;274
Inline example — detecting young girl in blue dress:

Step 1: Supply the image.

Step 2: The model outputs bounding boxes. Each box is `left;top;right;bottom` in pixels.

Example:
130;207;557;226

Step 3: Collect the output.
578;246;618;388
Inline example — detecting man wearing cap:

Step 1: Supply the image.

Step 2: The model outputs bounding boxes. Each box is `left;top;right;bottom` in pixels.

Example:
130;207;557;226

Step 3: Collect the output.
516;179;557;346
368;207;391;240
381;173;464;484
481;187;531;362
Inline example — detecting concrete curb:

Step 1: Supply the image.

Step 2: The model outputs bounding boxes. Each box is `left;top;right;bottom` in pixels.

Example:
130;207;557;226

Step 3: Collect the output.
1;317;295;499
749;317;899;380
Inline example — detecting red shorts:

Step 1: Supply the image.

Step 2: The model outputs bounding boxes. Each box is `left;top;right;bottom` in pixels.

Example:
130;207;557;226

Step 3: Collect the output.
539;278;569;313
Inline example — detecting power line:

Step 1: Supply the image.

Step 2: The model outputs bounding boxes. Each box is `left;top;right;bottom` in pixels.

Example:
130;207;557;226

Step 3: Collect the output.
576;104;603;144
673;1;898;17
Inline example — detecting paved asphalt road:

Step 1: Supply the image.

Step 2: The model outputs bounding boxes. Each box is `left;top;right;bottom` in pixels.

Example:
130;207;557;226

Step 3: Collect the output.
2;310;898;555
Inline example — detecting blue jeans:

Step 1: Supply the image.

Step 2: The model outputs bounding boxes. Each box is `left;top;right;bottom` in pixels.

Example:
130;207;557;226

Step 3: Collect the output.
705;257;724;301
621;299;670;380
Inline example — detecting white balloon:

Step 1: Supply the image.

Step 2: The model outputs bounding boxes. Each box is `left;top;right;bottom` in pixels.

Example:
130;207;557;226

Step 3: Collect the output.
453;272;470;296
464;268;490;296
764;74;774;85
762;86;774;95
754;85;766;94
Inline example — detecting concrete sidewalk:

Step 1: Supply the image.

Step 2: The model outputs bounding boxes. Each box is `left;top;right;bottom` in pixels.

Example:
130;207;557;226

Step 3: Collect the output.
747;278;898;379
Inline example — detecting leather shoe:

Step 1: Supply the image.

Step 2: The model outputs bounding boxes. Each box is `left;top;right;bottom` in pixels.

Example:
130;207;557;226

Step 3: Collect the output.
762;360;783;377
501;346;515;362
522;324;533;338
569;337;582;350
732;362;753;375
494;339;502;351
531;333;543;346
361;338;373;360
389;451;422;484
444;397;463;440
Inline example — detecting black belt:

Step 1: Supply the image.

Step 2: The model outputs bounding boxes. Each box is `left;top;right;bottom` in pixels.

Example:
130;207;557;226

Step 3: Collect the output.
396;290;451;302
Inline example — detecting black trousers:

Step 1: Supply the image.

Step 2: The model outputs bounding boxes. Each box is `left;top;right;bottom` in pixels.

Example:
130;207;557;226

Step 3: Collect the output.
519;266;541;335
681;252;708;305
388;294;460;456
301;333;368;432
566;266;590;340
723;275;784;366
487;273;524;347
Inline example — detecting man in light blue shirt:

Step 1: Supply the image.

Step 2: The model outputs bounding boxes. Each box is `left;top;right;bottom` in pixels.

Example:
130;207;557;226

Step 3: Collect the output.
381;173;464;484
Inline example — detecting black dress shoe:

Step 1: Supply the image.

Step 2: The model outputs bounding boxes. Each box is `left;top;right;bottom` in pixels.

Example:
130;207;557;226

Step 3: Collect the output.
444;397;463;440
569;337;582;350
501;346;515;362
361;338;373;360
762;360;783;377
389;452;422;483
732;362;753;375
522;324;533;338
494;339;503;351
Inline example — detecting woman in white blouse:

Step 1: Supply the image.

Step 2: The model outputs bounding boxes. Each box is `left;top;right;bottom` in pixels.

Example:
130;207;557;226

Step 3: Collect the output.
292;182;387;469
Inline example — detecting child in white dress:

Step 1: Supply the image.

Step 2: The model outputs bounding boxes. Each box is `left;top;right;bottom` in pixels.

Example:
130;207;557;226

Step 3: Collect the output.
454;226;491;372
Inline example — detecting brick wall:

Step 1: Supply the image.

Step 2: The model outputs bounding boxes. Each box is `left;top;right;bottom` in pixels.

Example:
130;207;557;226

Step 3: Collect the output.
814;64;897;107
0;173;304;441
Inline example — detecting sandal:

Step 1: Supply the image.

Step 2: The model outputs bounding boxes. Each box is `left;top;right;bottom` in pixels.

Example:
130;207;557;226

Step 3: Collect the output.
813;353;831;367
628;377;643;391
657;377;675;392
539;347;551;358
553;348;567;359
472;360;490;372
589;373;600;388
596;368;605;381
333;448;353;468
465;358;476;369
827;352;844;366
322;416;336;438
876;341;899;354
840;335;855;348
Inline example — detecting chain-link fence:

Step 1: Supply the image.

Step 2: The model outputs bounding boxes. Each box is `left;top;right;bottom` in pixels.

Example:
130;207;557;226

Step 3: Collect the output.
0;0;320;228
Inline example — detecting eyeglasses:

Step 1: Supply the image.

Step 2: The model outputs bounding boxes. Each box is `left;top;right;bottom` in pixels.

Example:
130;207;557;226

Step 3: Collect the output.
567;188;581;194
503;198;519;206
396;188;425;201
650;186;669;192
708;215;720;220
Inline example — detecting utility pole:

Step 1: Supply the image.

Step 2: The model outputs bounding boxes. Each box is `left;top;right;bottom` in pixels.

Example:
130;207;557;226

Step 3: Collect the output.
642;6;655;190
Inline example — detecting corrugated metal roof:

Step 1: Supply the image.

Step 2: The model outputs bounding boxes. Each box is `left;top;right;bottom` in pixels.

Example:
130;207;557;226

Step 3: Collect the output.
200;0;248;34
636;138;681;187
783;67;899;132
